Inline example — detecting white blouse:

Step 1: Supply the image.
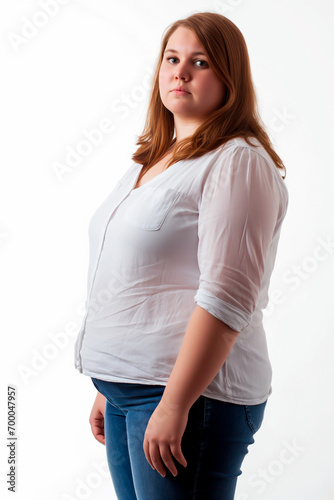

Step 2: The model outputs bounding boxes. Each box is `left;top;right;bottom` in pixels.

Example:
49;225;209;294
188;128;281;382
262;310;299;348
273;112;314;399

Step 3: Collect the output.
74;137;289;405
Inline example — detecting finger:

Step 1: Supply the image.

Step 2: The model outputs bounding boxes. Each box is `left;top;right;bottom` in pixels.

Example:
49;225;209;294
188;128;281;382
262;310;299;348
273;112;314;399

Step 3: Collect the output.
91;423;106;445
94;429;106;445
143;436;155;471
90;418;106;445
160;443;178;477
149;441;166;477
170;443;188;468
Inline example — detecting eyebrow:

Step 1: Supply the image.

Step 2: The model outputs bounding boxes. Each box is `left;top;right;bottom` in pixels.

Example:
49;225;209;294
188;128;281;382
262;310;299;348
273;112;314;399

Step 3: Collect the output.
164;49;207;56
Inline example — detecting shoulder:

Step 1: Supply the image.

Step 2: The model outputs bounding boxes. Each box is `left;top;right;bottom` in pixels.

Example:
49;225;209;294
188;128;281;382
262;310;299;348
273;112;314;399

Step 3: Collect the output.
217;136;274;166
216;137;288;191
203;137;288;207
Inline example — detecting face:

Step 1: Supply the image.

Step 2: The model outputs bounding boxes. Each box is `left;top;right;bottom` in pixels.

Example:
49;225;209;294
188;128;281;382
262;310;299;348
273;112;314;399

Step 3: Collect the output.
159;26;226;121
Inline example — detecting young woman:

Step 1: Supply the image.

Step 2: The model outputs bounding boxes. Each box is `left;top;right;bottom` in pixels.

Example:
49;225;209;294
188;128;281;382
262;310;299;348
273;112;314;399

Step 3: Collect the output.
74;11;289;500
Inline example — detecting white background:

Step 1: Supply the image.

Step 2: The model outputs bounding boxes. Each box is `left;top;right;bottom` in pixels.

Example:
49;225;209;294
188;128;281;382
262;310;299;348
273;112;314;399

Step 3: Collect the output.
1;0;333;499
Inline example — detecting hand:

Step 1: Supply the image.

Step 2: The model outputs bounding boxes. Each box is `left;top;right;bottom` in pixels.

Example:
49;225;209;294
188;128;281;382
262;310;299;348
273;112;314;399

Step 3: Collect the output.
143;396;188;477
89;391;106;445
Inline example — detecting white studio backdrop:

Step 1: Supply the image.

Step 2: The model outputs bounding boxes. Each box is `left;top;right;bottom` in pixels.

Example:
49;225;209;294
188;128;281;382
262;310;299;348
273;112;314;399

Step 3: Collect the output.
1;0;333;499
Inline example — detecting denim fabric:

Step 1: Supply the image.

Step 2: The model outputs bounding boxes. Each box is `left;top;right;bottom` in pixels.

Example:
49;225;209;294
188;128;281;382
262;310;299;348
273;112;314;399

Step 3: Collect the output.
91;377;267;500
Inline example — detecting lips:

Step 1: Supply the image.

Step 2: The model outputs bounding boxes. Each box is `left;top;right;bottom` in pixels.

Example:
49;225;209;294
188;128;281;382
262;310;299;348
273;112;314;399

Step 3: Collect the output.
172;87;190;93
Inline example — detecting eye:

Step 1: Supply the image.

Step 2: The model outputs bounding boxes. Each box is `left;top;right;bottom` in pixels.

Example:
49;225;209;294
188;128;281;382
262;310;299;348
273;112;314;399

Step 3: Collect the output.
166;57;178;64
166;57;208;68
195;59;208;68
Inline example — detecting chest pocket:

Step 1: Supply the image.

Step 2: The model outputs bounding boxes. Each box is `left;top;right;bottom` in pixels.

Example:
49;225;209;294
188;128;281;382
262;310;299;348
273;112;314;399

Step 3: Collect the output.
124;185;181;230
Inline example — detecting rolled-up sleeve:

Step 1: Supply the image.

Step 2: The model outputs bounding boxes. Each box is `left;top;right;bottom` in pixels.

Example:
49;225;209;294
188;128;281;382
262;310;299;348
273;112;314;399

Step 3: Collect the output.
194;145;280;332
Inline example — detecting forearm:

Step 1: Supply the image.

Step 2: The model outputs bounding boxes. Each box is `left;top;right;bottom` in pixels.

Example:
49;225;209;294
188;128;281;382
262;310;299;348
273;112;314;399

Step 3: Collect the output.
161;305;239;412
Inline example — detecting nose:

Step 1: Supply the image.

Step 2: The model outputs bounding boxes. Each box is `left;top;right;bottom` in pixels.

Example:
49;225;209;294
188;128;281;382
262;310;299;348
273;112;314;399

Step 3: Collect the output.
174;61;190;81
174;71;189;83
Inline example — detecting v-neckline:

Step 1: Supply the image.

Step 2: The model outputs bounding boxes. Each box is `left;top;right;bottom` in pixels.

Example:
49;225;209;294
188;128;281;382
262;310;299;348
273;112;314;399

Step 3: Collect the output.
129;158;184;194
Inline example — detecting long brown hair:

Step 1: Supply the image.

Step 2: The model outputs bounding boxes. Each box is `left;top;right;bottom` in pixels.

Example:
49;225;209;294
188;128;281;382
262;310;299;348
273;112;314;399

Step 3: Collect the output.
132;11;286;179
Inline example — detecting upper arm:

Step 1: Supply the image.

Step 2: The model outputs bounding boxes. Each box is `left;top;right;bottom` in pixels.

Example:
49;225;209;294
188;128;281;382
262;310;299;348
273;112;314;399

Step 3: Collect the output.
194;145;280;332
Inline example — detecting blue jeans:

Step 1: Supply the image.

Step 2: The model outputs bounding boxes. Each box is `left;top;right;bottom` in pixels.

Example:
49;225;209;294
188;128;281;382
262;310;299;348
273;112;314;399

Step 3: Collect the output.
91;377;267;500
